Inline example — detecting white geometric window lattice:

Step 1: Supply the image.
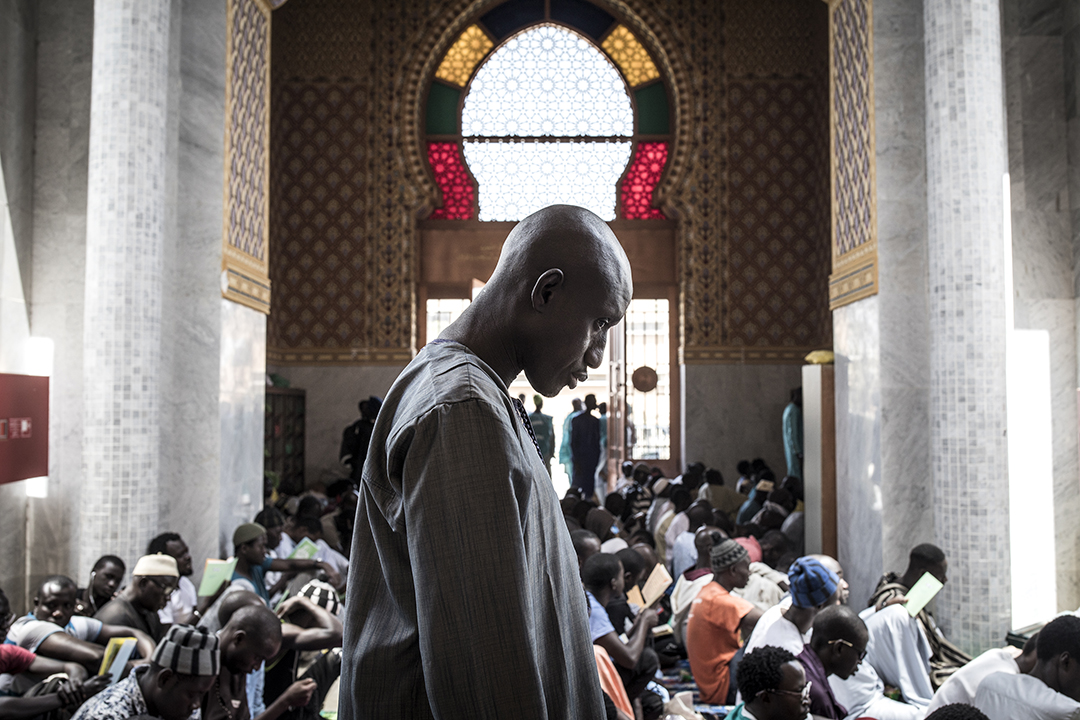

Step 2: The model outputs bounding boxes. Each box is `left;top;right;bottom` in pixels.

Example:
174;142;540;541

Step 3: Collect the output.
461;24;633;221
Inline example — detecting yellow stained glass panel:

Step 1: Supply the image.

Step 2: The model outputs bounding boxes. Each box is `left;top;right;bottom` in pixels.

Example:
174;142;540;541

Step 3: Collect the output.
601;25;659;87
436;25;494;88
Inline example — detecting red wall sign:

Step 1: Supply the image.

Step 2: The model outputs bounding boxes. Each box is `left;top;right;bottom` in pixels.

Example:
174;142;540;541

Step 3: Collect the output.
0;374;49;485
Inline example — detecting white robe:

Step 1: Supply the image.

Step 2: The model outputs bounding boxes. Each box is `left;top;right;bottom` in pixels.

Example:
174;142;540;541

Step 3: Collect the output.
974;671;1080;720
924;646;1020;713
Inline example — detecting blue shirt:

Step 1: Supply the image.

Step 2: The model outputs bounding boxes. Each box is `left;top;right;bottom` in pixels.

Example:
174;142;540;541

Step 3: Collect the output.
233;556;274;603
586;591;616;642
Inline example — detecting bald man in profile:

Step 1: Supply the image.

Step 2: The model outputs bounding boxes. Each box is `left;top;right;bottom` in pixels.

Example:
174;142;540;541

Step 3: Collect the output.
342;206;631;719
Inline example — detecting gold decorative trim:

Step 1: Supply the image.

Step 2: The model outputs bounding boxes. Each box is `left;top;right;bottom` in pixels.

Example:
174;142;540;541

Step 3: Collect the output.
683;346;827;365
222;0;272;315
827;0;877;311
267;346;414;365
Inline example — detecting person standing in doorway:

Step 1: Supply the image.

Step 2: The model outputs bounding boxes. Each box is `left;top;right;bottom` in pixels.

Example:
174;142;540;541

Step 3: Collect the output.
571;394;602;500
783;388;803;479
529;395;556;476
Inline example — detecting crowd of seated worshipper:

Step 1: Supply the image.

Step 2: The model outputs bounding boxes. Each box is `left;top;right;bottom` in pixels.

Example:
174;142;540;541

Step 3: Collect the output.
3;480;357;720
569;458;1080;720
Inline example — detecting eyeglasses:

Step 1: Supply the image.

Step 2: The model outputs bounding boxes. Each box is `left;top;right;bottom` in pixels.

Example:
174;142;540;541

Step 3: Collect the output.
828;637;868;660
146;578;178;597
760;680;812;703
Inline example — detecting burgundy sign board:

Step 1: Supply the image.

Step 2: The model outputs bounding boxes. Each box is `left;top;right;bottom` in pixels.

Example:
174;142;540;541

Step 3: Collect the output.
0;373;49;485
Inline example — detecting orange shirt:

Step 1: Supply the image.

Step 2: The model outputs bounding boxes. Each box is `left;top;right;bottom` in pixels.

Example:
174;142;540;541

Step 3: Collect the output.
593;645;633;718
686;582;755;704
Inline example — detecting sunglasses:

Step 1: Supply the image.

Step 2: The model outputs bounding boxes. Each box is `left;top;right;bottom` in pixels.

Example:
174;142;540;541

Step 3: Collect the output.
759;680;812;703
828;637;868;661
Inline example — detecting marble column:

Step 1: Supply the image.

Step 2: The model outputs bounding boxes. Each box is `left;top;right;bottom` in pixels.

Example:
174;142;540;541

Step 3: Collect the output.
924;0;1011;652
80;0;171;574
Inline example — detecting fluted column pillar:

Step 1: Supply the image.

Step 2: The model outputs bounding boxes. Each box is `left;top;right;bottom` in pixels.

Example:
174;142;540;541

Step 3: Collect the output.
80;0;171;574
924;0;1011;652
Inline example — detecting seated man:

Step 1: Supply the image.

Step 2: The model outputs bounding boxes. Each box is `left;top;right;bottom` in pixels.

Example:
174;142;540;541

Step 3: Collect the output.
829;603;932;720
797;604;869;718
744;556;839;656
571;529;602;573
926;632;1038;713
671;527;721;650
670;501;716;579
582;553;659;702
230;522;340;605
71;625;220;720
685;538;763;704
0;588;110;719
74;556;125;618
869;543;971;687
95;554;180;642
973;615;1080;719
264;581;345;719
724;645;811;720
698;468;745;521
655;486;693;568
148;533;203;628
201;605;316;720
4;576;155;693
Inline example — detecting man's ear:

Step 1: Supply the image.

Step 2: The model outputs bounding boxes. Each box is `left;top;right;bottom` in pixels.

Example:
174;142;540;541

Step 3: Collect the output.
156;667;175;688
531;269;564;312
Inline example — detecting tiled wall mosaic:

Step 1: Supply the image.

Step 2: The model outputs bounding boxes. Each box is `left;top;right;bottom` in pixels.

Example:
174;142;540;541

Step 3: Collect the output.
924;0;1011;652
81;0;171;577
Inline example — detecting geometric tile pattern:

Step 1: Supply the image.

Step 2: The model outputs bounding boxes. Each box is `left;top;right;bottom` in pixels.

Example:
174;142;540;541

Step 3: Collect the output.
435;24;493;87
726;80;831;347
828;0;878;309
223;0;272;314
268;82;369;353
620;142;668;219
602;24;660;87
428;142;477;219
266;0;831;364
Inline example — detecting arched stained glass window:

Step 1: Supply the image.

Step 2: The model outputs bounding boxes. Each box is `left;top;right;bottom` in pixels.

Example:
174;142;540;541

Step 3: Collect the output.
425;3;671;221
463;25;632;220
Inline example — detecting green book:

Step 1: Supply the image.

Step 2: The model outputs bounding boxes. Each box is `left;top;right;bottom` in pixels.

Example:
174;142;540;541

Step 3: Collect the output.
289;537;319;560
198;557;238;597
904;572;944;617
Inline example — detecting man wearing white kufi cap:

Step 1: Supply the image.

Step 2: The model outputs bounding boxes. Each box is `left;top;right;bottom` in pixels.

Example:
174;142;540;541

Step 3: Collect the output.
71;624;220;720
95;554;180;644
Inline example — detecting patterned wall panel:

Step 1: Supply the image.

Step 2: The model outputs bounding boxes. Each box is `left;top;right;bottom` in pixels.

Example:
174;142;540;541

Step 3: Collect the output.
724;80;831;350
223;0;272;314
266;0;831;365
828;0;877;309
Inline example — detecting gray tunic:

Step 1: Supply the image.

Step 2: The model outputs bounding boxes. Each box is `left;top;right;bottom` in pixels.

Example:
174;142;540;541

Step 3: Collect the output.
341;341;604;719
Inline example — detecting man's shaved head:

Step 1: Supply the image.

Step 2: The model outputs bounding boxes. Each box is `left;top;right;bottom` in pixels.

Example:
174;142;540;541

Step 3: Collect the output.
446;205;632;397
811;604;868;648
228;604;282;641
217;590;265;625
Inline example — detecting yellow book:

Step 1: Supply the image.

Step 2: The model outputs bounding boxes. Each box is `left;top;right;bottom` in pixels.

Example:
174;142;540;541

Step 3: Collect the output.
98;637;137;683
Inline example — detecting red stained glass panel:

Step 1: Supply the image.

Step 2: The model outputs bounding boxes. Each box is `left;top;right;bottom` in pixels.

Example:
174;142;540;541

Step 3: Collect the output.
620;142;668;219
428;142;476;219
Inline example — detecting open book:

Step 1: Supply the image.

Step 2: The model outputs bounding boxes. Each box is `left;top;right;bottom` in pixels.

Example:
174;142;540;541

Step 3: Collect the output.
198;557;238;597
98;637;137;684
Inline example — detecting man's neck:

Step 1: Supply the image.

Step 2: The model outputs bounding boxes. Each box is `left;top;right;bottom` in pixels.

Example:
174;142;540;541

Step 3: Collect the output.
781;605;816;634
137;668;159;717
439;301;520;388
593;587;613;606
235;556;254;578
1029;660;1061;693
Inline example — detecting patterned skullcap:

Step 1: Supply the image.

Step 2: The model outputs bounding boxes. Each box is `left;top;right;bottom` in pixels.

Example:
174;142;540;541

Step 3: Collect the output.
150;625;220;676
788;557;839;608
710;538;750;571
232;522;266;547
298;579;342;617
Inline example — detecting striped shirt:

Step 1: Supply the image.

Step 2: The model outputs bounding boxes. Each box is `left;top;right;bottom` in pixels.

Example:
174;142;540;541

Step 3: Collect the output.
341;341;605;719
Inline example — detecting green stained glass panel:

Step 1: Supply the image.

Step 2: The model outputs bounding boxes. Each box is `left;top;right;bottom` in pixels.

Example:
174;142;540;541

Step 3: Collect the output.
635;82;669;135
427;82;461;135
